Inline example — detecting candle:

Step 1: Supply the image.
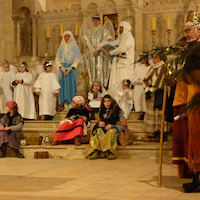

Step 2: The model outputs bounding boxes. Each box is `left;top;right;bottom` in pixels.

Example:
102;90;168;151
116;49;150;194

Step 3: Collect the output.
46;26;50;38
152;17;156;30
75;23;79;36
167;17;171;30
184;15;187;24
60;24;64;37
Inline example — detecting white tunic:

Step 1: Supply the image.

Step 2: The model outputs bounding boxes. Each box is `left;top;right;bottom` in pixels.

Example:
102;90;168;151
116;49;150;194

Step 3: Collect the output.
34;72;61;116
88;87;107;108
132;63;151;112
0;71;15;113
108;31;135;88
13;72;36;119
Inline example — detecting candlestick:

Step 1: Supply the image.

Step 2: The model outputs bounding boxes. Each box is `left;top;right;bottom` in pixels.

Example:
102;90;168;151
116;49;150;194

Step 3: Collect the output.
60;24;64;37
167;29;172;45
45;37;51;59
151;30;157;48
46;26;50;38
167;17;171;30
152;17;156;30
75;23;79;36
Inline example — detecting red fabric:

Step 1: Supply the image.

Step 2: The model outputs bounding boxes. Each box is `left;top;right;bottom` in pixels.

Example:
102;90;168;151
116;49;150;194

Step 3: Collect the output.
54;118;84;141
188;108;200;173
6;101;18;111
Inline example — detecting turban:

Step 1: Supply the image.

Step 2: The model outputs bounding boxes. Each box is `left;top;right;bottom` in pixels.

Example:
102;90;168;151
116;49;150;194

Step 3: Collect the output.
73;96;85;107
6;101;18;111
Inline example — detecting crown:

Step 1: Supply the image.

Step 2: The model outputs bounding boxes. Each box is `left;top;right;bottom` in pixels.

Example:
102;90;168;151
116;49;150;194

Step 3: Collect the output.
186;10;200;23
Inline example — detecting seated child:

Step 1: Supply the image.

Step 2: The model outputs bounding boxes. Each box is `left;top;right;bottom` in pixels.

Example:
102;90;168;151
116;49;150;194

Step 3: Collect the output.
0;101;24;158
34;61;61;120
108;79;134;119
53;95;90;146
86;94;127;160
88;81;107;119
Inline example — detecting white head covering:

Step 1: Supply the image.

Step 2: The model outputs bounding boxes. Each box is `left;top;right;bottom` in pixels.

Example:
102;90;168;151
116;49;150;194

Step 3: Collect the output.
56;31;82;64
118;21;132;37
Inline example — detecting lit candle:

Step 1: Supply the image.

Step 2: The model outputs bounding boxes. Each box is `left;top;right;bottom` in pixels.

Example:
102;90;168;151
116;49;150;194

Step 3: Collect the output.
184;15;187;24
152;17;156;30
60;24;64;37
75;23;79;36
46;26;50;38
167;17;171;30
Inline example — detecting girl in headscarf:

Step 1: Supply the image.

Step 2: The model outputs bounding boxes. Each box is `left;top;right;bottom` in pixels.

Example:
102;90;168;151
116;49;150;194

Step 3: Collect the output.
0;101;24;158
55;31;82;109
53;95;90;146
86;94;127;160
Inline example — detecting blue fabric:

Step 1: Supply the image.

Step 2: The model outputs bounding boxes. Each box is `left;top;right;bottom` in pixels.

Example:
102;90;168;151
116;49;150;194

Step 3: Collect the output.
59;62;77;105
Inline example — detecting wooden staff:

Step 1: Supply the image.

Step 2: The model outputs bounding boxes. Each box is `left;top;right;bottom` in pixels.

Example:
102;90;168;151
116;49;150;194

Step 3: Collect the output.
158;84;168;187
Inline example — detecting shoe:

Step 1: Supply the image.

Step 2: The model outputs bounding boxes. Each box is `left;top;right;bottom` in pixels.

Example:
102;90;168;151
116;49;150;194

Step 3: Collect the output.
106;151;116;160
51;141;59;146
13;149;24;158
138;113;145;120
89;150;99;160
183;172;200;193
142;137;152;142
0;143;7;158
74;136;81;146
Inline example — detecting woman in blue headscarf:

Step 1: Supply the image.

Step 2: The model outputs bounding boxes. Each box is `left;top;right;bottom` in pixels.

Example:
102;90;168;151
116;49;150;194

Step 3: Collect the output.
55;31;82;106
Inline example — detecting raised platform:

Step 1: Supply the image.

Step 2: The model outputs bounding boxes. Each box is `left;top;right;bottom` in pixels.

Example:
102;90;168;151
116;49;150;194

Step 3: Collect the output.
17;141;172;160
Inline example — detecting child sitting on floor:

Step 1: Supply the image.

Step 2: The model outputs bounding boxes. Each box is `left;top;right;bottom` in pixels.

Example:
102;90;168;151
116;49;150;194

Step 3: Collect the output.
108;79;134;119
0;101;24;158
53;95;90;146
88;81;107;119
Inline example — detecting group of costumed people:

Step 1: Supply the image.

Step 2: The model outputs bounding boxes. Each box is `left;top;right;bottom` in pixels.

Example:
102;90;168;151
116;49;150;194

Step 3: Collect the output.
1;12;200;193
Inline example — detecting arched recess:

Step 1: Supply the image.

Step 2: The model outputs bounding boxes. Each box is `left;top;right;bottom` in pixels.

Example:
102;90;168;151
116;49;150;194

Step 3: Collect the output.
175;15;184;40
17;7;32;56
87;3;98;16
157;17;166;46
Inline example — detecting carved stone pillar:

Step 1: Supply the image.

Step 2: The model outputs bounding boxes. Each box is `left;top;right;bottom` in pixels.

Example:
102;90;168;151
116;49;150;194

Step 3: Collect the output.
12;17;18;60
17;20;22;57
134;7;143;56
31;15;37;61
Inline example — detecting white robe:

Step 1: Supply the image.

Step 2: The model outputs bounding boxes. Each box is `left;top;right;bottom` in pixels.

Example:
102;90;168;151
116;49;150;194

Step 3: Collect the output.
88;87;107;108
34;72;61;116
0;71;15;113
108;32;135;88
132;63;151;112
13;72;36;119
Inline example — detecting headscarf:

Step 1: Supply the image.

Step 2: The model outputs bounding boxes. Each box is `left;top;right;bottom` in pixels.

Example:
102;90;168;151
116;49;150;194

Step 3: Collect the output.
73;96;85;107
118;21;132;37
55;31;82;64
6;101;18;111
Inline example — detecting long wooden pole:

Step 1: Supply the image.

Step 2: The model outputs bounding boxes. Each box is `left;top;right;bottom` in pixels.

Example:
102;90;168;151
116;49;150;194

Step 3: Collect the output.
158;84;168;187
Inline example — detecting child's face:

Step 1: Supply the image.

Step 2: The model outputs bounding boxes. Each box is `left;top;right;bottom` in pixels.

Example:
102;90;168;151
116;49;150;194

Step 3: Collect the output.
153;55;161;64
92;19;100;27
45;66;52;72
122;84;129;90
72;100;81;109
19;66;26;73
2;64;10;72
5;106;11;113
141;58;147;65
190;69;200;85
92;82;100;92
64;34;70;43
104;98;111;109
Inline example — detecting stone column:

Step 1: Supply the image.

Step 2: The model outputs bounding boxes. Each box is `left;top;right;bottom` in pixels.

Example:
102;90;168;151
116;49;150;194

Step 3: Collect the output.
134;7;143;57
17;20;21;57
117;8;123;24
31;15;37;61
12;17;18;60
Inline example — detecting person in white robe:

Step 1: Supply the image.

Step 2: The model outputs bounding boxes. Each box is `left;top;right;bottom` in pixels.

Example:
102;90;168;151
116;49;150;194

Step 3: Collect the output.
0;62;15;114
34;61;61;120
12;62;36;119
108;79;134;119
132;54;151;120
101;21;135;88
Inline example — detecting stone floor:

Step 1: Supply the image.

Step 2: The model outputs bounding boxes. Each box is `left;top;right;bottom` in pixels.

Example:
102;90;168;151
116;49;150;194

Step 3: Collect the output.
0;158;198;200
